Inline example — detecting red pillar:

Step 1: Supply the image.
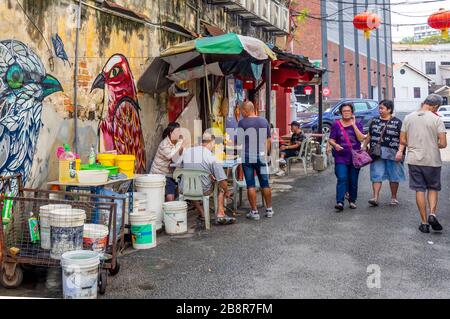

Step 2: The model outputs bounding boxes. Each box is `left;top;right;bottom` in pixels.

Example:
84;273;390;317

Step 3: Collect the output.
276;90;290;136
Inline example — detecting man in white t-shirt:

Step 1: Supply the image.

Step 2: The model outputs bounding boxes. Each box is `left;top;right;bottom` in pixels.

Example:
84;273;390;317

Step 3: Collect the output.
181;133;236;225
398;94;447;233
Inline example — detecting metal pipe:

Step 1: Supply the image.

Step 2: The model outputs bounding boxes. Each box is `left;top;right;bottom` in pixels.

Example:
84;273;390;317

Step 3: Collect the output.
366;0;372;99
265;61;271;124
318;82;323;135
73;0;81;153
353;0;360;98
320;0;329;87
376;0;381;101
383;0;389;98
338;0;346;98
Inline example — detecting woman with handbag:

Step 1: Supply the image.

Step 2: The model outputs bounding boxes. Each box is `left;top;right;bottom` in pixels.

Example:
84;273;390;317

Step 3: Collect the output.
362;100;405;207
329;103;367;211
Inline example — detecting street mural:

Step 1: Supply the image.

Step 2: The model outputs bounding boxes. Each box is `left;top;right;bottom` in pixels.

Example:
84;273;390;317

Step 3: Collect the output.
51;34;70;66
91;54;146;173
0;39;63;186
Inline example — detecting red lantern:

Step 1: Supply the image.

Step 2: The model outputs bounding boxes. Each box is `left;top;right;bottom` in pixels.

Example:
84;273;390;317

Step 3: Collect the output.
243;81;254;90
428;8;450;39
285;88;293;93
353;11;381;39
271;84;279;91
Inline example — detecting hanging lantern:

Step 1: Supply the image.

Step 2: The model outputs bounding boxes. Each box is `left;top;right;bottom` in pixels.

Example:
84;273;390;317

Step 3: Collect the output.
285;88;293;93
271;84;279;91
243;81;254;90
428;8;450;39
353;11;381;39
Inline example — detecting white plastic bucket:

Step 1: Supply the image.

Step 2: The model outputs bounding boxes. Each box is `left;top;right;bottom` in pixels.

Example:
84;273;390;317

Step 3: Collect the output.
39;204;72;250
83;224;109;253
61;250;100;299
163;201;188;235
135;175;166;230
50;209;86;260
129;213;156;249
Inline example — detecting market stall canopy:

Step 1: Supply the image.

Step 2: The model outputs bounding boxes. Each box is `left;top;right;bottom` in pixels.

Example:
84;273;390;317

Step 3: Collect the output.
138;33;276;94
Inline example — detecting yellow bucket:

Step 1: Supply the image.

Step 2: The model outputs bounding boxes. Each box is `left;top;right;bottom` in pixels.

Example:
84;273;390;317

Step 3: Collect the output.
75;159;81;171
116;155;136;178
97;153;117;167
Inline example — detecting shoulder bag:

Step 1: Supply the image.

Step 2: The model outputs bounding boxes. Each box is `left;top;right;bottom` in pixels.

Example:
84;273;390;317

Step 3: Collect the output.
369;118;391;159
337;120;372;169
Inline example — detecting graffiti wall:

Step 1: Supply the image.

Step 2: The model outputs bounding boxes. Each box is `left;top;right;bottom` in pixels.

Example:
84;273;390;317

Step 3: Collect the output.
0;40;62;185
91;54;146;173
0;0;241;187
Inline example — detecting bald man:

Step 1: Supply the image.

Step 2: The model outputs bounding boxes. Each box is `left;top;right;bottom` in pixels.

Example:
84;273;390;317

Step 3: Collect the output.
237;101;273;220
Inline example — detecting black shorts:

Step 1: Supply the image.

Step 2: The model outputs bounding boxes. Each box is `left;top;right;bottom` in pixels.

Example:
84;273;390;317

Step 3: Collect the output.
408;165;441;192
280;149;299;158
165;176;178;196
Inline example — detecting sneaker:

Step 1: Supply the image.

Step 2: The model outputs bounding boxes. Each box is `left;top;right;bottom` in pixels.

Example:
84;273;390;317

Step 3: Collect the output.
428;215;443;231
278;158;287;165
419;223;430;233
246;211;260;221
349;202;357;209
334;203;344;212
265;209;274;218
275;170;286;177
389;199;399;206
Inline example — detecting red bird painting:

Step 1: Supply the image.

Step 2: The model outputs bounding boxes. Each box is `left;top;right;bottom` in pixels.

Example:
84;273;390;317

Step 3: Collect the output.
91;54;146;173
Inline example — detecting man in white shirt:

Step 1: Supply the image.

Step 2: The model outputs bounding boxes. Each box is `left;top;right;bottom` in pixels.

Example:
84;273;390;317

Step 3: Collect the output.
181;132;236;225
398;94;447;233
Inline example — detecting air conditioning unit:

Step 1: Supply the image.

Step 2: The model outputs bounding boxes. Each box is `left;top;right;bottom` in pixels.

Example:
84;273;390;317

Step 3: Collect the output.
259;0;271;22
280;6;289;32
246;0;259;15
270;2;280;28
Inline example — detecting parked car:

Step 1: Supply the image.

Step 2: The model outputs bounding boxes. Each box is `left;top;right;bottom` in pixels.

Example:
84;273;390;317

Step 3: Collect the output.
299;99;379;134
437;105;450;128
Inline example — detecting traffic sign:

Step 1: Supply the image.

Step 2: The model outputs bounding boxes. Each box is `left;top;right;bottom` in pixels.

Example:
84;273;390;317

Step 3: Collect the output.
304;86;313;95
323;87;331;97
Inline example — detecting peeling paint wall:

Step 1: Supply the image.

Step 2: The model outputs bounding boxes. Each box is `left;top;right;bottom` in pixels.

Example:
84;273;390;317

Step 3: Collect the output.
0;0;241;187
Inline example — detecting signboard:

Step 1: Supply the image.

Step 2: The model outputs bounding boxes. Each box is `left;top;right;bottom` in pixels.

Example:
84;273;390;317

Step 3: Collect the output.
304;86;313;95
322;87;331;97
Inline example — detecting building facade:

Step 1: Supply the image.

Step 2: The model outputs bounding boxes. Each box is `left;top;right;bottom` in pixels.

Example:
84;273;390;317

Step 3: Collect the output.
413;24;440;41
393;63;432;112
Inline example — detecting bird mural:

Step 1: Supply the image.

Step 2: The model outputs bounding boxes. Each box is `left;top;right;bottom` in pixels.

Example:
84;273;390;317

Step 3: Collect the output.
91;54;146;173
51;33;70;66
0;40;63;186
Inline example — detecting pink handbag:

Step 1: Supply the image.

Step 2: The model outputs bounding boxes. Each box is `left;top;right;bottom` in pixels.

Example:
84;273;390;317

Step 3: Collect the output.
337;121;372;169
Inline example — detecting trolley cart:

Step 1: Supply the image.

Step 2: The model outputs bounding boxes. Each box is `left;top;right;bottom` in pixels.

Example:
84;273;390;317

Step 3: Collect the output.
0;193;120;295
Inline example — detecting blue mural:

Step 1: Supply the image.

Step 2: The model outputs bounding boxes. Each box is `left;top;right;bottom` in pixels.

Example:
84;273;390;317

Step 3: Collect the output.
0;40;63;185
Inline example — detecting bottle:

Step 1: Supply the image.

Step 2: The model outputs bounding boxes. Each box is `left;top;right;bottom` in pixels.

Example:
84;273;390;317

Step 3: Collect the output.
88;145;96;166
58;144;77;183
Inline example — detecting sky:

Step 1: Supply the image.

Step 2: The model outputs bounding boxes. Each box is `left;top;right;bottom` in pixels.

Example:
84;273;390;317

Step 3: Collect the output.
390;0;450;42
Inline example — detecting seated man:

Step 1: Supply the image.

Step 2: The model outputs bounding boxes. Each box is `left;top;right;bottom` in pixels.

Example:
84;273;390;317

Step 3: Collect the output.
181;132;236;225
276;121;306;176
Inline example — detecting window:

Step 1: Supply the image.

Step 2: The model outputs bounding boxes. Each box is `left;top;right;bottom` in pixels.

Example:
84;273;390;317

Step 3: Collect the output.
353;102;369;112
439;107;448;112
400;69;406;75
368;101;378;109
414;87;421;98
425;62;436;74
441;62;450;66
446;78;450;86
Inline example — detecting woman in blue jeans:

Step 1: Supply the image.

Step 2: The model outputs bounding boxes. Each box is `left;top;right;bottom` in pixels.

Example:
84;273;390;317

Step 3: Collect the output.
328;103;366;211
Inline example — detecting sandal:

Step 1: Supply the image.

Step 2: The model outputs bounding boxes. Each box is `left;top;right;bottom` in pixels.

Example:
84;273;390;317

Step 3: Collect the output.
368;199;379;207
390;199;399;206
216;216;236;225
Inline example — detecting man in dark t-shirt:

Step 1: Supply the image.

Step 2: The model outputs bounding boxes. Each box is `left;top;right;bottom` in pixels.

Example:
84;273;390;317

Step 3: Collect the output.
276;121;306;176
237;101;273;221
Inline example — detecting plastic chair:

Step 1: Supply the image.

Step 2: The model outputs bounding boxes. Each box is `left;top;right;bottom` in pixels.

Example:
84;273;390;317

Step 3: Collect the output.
231;163;266;212
173;168;217;230
286;138;312;176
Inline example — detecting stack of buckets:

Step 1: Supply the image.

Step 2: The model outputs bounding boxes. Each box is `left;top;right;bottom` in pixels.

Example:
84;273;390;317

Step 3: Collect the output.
97;153;136;178
135;175;166;231
129;174;168;249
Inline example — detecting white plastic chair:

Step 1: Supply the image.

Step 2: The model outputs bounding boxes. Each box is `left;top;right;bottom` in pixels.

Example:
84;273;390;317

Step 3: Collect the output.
286;137;313;176
173;168;217;230
231;163;266;212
